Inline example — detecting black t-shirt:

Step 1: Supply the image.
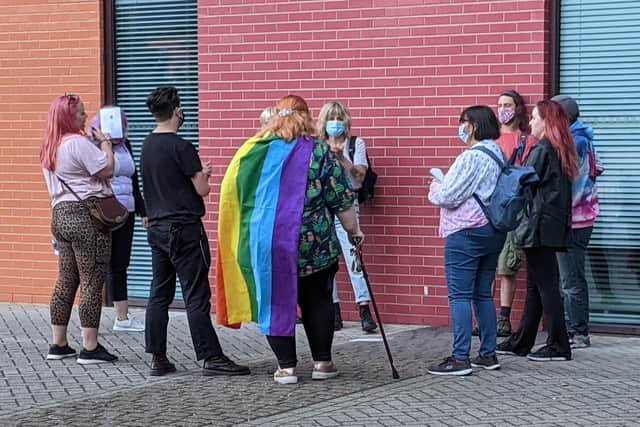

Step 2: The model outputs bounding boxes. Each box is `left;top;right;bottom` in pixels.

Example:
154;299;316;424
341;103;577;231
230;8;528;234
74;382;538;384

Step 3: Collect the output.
141;132;205;222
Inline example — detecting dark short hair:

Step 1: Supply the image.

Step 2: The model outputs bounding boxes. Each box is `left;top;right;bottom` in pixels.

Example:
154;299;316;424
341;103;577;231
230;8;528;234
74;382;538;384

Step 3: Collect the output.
459;105;500;141
146;86;180;121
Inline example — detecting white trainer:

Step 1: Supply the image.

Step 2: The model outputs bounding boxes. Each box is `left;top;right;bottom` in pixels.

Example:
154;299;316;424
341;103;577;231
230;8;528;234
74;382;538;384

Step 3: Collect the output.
113;314;145;332
273;367;298;384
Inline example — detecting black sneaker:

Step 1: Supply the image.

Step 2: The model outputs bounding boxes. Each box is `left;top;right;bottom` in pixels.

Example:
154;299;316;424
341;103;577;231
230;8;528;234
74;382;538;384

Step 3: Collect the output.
497;318;512;337
427;357;472;376
203;355;250;376
359;304;377;333
333;303;343;331
471;326;480;336
496;340;516;355
470;354;501;370
77;344;118;365
150;354;177;376
46;344;77;360
527;345;571;362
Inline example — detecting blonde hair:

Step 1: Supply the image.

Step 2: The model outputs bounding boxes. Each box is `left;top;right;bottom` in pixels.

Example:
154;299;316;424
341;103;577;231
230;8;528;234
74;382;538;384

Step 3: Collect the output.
261;95;314;142
316;102;352;140
259;106;276;127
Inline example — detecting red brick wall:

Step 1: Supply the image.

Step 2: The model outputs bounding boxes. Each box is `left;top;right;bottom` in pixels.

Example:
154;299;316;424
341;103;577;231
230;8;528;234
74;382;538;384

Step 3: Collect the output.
0;1;103;303
199;0;551;326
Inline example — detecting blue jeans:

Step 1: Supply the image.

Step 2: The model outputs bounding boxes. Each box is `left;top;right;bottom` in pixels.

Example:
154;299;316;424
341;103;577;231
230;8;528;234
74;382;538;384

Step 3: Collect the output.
445;223;506;360
557;227;593;337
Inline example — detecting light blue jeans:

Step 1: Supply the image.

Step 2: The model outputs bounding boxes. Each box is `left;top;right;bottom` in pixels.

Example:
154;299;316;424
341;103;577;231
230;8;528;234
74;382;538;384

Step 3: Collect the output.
445;223;506;360
332;205;371;304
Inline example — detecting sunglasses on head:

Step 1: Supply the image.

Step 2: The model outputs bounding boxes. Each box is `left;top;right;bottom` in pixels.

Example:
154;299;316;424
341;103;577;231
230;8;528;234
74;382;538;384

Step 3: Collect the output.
63;93;80;105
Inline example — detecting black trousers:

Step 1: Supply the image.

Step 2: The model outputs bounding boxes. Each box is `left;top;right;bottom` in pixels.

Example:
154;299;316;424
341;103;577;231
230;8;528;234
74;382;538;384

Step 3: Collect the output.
145;220;223;361
510;247;571;356
106;213;135;304
266;263;338;369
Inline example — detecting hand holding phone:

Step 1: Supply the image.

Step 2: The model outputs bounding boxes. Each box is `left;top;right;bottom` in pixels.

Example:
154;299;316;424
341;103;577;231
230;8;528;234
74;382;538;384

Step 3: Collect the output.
430;167;445;182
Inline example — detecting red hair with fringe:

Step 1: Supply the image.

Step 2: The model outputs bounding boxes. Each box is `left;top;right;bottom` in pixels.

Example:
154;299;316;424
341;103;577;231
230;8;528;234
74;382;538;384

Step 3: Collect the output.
535;99;579;180
40;95;83;171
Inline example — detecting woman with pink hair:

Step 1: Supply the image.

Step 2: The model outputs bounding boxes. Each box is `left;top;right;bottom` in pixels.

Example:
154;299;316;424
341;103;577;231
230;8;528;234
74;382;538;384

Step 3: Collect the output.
41;94;118;364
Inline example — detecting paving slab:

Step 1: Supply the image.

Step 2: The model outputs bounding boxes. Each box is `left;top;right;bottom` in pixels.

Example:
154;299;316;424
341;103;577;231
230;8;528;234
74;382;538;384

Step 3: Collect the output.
0;303;639;426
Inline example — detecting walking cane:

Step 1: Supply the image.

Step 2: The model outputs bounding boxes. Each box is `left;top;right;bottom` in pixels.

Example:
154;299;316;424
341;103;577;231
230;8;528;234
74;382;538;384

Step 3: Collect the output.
351;240;400;379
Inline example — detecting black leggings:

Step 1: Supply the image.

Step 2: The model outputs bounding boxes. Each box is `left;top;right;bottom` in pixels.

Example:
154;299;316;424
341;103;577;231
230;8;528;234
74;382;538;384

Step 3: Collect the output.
266;263;338;369
106;214;135;303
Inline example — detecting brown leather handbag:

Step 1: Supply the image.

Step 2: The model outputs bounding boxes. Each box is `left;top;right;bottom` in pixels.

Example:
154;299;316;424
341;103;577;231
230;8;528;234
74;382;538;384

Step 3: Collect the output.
58;177;129;232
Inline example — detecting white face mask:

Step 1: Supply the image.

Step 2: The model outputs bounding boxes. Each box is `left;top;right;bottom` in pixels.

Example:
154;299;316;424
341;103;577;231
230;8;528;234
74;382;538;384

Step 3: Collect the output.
458;123;470;144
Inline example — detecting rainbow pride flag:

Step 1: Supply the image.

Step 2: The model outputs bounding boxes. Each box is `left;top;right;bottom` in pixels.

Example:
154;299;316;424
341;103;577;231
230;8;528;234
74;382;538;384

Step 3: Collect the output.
216;133;313;337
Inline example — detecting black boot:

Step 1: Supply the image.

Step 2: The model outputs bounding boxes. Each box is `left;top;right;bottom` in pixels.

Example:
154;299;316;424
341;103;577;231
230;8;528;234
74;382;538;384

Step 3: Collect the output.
333;303;343;331
360;304;378;333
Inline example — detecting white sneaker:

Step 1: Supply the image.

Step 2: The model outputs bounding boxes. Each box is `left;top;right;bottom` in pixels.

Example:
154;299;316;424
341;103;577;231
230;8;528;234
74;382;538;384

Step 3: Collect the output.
273;367;298;384
113;314;145;332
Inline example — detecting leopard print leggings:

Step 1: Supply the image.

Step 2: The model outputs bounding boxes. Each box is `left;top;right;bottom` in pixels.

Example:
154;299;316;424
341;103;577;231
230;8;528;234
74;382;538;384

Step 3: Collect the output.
50;201;111;328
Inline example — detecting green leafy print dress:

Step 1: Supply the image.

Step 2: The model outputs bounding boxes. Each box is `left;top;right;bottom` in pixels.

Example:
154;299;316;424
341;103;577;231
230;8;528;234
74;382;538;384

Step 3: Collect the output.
298;139;355;276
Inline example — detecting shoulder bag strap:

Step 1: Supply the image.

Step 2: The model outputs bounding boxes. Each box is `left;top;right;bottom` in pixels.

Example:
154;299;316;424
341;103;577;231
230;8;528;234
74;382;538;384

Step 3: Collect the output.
347;135;356;161
56;176;83;202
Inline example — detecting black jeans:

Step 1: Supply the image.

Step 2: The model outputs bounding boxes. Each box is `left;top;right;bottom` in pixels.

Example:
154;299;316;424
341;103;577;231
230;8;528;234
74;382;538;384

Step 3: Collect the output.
106;213;135;304
266;263;338;369
510;247;571;356
557;227;593;337
145;220;223;361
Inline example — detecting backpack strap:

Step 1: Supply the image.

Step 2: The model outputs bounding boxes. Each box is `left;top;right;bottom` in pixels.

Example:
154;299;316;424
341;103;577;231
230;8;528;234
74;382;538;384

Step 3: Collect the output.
508;133;528;165
472;145;506;170
471;145;505;213
347;135;357;162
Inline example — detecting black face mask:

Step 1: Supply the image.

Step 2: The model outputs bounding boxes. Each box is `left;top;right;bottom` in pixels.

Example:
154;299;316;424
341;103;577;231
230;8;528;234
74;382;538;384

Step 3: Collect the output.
177;108;186;129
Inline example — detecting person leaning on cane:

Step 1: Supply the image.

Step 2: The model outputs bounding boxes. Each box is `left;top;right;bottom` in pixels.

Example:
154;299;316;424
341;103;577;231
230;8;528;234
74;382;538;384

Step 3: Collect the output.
216;95;363;385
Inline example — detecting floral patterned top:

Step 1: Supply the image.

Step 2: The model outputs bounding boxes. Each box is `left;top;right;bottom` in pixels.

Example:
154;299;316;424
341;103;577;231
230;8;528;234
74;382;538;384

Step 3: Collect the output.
298;139;355;276
428;139;503;238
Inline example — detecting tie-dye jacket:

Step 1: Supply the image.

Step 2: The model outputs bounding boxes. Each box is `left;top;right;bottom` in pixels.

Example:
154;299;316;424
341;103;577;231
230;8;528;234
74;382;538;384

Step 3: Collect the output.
570;120;600;229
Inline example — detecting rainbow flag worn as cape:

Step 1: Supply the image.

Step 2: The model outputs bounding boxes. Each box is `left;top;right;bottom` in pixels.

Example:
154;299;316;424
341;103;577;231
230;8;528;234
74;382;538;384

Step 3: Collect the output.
216;133;313;337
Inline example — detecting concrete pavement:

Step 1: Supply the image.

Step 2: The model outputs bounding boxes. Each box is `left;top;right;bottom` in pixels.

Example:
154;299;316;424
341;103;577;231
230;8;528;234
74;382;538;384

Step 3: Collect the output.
0;303;639;426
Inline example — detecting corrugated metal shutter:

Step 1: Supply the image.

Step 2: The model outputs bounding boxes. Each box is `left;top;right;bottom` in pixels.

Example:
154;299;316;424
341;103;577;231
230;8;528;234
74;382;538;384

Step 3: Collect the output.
114;0;199;300
559;0;640;325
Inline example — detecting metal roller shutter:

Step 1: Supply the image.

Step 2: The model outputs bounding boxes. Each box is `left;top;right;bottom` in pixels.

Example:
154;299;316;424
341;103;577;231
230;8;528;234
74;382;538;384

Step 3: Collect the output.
114;0;199;300
559;0;640;324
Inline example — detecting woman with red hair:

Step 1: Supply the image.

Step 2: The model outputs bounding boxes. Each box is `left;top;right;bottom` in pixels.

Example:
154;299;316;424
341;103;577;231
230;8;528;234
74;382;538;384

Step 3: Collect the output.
497;99;578;362
217;95;363;384
41;94;118;364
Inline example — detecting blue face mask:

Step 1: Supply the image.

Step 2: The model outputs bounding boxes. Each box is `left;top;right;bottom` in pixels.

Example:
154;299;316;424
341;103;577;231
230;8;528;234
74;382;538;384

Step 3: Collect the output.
326;120;345;137
458;123;469;145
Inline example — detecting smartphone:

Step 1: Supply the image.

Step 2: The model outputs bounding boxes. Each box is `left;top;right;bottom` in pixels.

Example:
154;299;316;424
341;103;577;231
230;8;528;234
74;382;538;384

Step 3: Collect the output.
430;167;445;182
